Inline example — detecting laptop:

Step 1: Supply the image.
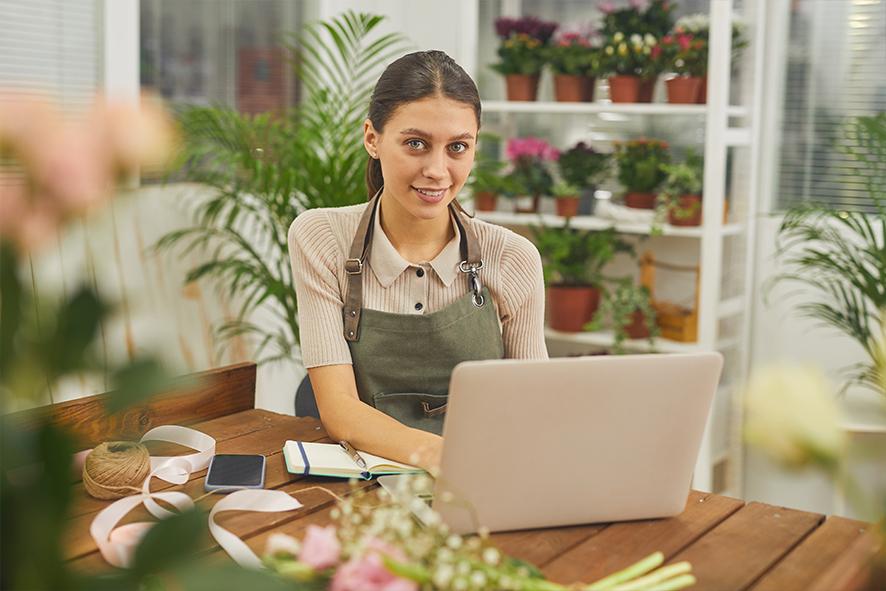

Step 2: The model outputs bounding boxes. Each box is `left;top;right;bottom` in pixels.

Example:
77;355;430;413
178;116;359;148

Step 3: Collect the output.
379;352;723;534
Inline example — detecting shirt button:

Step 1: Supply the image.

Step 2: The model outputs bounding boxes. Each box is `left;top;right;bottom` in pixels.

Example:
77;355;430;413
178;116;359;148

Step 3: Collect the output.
416;268;425;278
415;302;423;311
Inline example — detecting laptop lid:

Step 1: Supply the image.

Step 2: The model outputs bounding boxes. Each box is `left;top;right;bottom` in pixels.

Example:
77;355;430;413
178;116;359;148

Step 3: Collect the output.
432;352;724;534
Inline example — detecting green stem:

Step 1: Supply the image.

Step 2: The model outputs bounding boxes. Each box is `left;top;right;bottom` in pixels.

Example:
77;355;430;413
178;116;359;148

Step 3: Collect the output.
585;552;664;590
605;562;692;591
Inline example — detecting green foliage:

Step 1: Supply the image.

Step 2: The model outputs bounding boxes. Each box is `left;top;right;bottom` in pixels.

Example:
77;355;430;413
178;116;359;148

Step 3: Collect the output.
155;12;410;366
490;34;548;76
530;225;633;287
614;139;670;193
552;180;581;198
769;114;886;395
506;159;554;197
598;32;662;78
586;279;659;354
557;142;611;189
545;39;598;76
601;0;675;39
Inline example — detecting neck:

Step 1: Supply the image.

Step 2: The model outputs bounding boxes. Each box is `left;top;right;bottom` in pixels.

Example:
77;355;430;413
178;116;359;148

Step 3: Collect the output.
378;192;455;263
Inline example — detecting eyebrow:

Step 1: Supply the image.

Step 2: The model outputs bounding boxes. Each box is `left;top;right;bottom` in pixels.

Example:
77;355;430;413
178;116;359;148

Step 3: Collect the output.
399;128;475;141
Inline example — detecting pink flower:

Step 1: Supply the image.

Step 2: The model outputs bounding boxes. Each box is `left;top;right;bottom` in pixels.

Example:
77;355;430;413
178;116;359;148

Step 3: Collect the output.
330;538;418;591
598;1;616;14
629;0;648;10
677;34;693;51
506;137;559;162
298;525;341;570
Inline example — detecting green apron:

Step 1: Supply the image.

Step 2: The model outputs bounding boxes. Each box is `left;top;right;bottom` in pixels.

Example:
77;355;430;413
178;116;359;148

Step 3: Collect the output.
342;191;504;435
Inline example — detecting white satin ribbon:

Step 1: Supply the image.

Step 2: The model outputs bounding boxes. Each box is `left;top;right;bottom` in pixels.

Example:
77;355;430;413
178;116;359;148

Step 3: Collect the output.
208;489;303;569
87;425;303;569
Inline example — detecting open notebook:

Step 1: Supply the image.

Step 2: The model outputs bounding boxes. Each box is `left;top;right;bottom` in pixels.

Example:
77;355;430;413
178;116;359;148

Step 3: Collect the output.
283;441;423;479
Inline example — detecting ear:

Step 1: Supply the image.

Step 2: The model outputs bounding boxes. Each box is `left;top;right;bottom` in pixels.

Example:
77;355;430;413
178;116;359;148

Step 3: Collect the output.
363;119;379;159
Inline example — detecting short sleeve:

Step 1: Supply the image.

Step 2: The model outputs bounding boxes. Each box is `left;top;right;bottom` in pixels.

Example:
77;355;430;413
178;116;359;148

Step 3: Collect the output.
288;211;353;368
498;232;549;360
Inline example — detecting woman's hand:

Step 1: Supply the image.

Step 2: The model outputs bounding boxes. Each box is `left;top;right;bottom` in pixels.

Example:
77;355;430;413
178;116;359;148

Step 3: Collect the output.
410;434;443;475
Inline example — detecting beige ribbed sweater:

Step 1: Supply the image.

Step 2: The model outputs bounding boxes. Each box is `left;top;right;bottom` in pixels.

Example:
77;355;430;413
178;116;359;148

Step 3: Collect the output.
288;202;548;368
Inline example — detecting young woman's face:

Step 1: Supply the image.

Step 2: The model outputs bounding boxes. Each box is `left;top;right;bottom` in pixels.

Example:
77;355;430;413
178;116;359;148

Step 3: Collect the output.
364;95;478;222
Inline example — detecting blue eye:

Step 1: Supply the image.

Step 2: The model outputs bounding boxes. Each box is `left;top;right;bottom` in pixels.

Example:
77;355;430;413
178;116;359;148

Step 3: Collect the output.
407;139;426;150
450;142;469;153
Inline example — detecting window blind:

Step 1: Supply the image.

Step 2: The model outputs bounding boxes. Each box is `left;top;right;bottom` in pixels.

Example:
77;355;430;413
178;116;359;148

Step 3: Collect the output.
776;0;886;212
0;0;101;112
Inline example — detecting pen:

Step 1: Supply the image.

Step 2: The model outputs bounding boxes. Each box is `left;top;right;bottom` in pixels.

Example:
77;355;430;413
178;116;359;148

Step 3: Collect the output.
339;440;368;470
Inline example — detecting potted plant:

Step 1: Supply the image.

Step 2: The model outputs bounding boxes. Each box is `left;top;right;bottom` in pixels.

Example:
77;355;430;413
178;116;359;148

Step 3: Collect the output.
491;16;558;101
531;224;633;332
545;31;598;102
585;279;659;353
599;32;645;103
660;32;707;104
505;136;558;213
557;141;611;215
672;13;749;103
614;138;670;209
769;114;886;396
551;180;582;218
658;149;704;226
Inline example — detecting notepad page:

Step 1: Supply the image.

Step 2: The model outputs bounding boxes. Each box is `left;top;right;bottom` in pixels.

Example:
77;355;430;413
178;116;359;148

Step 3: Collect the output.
359;451;421;473
283;441;362;477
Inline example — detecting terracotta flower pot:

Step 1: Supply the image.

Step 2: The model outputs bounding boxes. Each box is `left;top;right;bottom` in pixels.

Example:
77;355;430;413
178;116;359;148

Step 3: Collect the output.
583;76;597;102
696;76;708;104
666;76;703;104
473;191;498;212
668;194;702;226
513;194;540;214
638;76;657;103
548;285;601;332
505;74;540;101
624;192;657;209
624;309;651;340
608;75;641;103
554;74;586;102
555;197;580;218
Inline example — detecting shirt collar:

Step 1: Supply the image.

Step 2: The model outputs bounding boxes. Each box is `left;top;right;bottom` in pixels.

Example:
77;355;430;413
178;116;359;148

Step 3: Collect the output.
368;204;462;288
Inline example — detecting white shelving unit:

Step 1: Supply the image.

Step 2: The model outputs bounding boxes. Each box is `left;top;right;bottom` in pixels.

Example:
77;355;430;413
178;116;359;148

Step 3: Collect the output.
473;0;765;494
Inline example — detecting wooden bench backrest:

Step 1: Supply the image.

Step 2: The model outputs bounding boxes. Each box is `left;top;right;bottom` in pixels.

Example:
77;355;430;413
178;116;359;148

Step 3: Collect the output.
3;362;257;447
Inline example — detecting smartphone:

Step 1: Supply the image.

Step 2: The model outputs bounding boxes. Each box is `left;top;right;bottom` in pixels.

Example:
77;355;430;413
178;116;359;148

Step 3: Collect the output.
204;454;266;492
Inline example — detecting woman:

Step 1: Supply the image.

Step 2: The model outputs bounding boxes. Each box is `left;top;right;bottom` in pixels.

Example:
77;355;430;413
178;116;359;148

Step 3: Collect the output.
288;50;547;473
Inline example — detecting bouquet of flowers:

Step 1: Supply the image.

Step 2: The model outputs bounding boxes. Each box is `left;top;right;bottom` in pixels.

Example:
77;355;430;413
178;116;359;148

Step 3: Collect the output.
599;32;662;78
262;476;699;590
545;31;599;76
613;138;670;193
491;16;558;76
598;0;675;39
505;136;559;196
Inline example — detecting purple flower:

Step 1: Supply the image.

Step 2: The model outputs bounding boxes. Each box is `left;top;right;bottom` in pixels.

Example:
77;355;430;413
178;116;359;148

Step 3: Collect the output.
494;16;557;43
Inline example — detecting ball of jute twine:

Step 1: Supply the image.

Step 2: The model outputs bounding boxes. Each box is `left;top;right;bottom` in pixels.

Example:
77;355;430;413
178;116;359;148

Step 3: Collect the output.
82;441;152;500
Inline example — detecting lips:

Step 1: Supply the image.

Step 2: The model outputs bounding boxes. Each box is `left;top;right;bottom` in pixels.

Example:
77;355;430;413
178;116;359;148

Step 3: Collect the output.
412;186;448;204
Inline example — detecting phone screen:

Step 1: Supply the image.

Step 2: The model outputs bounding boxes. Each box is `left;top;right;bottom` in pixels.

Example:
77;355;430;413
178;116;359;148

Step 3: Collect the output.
205;454;265;487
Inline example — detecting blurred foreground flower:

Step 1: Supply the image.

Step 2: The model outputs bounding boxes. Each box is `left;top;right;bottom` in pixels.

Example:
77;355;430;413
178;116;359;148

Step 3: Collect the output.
0;91;179;254
744;364;847;471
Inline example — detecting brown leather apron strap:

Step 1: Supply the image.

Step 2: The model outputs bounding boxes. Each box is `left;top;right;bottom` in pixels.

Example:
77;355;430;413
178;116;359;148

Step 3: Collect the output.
342;190;485;341
343;189;381;342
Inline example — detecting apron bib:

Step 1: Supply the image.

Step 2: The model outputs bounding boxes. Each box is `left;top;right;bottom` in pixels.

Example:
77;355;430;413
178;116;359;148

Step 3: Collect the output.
341;191;504;434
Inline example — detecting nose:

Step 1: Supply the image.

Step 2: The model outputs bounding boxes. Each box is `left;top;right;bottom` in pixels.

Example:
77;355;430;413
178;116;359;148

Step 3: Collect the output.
421;147;448;182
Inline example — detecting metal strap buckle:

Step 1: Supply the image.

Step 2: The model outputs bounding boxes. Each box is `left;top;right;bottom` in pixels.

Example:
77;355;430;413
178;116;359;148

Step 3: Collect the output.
421;401;447;418
345;258;364;274
458;260;484;274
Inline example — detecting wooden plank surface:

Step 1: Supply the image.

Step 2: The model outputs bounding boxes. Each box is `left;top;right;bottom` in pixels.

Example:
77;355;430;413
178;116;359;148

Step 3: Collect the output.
64;410;875;591
5;362;257;448
669;502;823;591
66;412;327;561
542;491;744;585
751;516;873;591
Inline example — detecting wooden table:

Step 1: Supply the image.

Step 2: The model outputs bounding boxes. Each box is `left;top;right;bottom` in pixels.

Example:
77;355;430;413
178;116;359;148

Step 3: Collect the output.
16;363;878;590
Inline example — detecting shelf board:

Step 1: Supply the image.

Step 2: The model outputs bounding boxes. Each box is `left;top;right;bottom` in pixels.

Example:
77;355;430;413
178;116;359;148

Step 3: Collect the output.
545;327;741;354
482;100;748;118
474;210;744;238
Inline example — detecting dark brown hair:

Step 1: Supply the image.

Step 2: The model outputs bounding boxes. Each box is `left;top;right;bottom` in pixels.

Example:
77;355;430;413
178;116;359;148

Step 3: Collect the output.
365;50;481;216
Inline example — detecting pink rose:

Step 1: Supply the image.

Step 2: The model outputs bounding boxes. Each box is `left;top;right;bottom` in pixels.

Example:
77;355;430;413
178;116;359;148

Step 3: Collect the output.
330;538;418;591
298;525;341;570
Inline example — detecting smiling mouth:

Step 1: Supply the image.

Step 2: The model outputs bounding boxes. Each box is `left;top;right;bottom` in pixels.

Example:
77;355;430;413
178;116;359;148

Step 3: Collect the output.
412;186;447;197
